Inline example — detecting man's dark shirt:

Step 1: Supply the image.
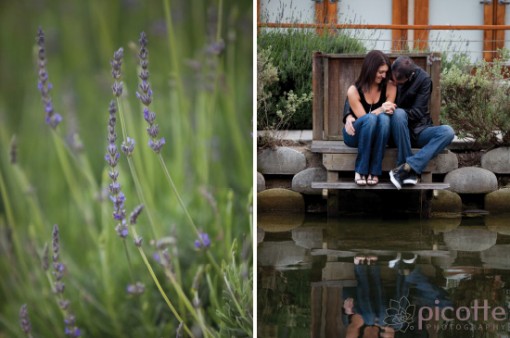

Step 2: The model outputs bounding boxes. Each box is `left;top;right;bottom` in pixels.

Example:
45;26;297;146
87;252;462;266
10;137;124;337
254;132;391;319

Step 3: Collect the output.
395;67;433;140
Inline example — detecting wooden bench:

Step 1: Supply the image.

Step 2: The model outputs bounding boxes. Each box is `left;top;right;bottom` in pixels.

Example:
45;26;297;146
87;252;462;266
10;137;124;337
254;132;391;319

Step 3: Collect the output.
311;52;451;192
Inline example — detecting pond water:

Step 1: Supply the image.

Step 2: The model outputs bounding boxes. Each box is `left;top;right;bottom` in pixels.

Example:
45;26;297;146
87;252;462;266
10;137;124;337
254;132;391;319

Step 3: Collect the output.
257;213;510;338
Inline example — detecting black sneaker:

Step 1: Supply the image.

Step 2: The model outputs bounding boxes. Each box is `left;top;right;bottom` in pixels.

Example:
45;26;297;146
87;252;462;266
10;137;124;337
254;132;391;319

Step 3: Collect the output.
389;163;412;190
403;171;419;185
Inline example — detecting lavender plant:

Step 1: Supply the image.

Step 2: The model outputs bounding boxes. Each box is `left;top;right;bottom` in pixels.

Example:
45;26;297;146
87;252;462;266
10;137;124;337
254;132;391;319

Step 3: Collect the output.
0;1;252;337
135;31;215;260
18;305;33;338
43;225;81;337
36;28;62;129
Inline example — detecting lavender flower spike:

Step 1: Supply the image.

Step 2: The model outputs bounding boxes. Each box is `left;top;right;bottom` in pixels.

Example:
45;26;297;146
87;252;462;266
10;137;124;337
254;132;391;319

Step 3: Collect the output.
111;48;124;97
136;32;165;153
49;225;81;337
105;99;131;239
121;137;135;156
36;27;62;128
19;304;33;337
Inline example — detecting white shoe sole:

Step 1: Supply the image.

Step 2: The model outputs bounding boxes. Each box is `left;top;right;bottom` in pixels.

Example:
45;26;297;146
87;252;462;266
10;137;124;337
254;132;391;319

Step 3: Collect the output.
403;178;418;185
403;254;418;264
389;170;402;190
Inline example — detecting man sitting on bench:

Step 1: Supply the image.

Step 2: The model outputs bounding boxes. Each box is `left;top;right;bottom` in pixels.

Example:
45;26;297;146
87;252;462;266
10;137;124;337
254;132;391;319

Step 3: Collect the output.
389;56;455;189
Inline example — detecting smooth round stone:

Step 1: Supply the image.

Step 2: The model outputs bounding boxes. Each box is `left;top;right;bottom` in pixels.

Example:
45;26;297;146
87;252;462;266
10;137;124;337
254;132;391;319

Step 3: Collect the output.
443;227;497;252
257;147;306;175
257;172;266;192
258;211;305;233
423;217;461;234
481;147;510;173
258;241;310;267
257;188;305;212
291;167;327;195
444;167;498;194
430;190;462;214
485;213;510;235
485;188;510;213
433;150;459;173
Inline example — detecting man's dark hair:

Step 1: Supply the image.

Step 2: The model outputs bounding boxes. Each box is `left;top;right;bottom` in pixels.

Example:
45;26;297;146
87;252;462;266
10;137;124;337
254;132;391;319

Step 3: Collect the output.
392;56;416;81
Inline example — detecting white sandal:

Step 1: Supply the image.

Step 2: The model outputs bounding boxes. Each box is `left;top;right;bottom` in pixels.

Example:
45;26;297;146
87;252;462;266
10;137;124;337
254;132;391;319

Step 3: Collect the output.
354;172;367;186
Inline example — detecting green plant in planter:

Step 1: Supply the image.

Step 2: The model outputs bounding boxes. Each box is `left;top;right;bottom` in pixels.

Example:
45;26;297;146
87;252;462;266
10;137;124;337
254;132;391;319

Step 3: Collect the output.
441;50;510;148
257;47;313;148
258;29;365;130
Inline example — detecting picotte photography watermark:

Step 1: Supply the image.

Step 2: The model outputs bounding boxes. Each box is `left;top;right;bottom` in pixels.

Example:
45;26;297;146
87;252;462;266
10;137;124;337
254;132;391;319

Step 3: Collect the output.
384;297;510;333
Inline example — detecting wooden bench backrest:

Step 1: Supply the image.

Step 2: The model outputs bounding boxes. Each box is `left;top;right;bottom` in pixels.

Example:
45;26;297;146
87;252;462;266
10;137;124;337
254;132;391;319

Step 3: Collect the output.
312;52;442;141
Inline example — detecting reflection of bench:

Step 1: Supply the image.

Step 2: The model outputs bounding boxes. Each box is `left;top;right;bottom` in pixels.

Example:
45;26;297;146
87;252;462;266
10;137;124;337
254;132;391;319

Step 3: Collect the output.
311;52;454;191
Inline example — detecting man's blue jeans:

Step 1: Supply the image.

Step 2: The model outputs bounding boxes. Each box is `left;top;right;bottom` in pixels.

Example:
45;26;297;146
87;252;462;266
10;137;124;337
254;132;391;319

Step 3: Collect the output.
343;113;390;176
390;108;455;174
395;266;453;309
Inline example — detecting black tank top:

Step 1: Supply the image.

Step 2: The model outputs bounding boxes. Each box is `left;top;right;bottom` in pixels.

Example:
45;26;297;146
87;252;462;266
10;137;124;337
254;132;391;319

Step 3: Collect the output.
350;85;387;115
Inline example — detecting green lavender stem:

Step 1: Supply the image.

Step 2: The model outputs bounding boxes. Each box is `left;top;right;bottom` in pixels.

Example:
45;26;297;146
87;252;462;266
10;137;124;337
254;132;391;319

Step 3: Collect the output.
157;154;221;274
128;227;194;337
115;97;158;241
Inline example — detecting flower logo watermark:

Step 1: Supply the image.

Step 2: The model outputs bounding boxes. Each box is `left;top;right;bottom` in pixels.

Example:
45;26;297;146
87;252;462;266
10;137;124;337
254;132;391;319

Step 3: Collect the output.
384;296;416;332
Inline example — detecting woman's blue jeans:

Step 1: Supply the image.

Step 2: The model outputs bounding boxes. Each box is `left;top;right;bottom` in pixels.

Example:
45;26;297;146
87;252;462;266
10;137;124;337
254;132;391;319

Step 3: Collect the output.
354;264;387;326
390;108;455;174
343;113;390;176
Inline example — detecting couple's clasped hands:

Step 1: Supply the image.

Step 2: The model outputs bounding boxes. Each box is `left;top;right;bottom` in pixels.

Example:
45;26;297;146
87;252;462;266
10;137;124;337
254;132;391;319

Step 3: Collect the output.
380;101;397;115
344;101;396;136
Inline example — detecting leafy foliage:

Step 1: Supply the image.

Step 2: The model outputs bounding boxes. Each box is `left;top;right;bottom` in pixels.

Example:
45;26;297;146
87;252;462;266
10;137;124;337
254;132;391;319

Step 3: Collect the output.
217;240;253;337
258;30;365;129
440;50;510;148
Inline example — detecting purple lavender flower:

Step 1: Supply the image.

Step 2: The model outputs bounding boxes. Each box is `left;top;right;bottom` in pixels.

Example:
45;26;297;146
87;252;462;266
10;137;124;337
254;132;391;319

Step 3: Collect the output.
111;48;124;97
115;220;129;238
10;136;17;164
121;137;135;156
136;32;165;153
52;224;60;264
19;304;32;337
129;204;144;225
51;225;67;291
48;225;81;337
194;232;211;249
41;243;49;271
105;100;132;238
36;27;62;128
65;326;81;337
59;299;70;310
148;137;166;153
126;282;145;295
134;236;143;247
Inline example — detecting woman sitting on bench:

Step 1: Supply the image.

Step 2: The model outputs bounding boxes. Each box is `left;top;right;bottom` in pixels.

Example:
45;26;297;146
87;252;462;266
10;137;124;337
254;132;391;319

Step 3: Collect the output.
343;50;397;186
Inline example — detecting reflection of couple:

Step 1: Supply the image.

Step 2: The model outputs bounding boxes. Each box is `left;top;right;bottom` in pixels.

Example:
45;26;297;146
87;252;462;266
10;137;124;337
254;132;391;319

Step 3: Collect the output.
343;254;452;338
343;50;454;188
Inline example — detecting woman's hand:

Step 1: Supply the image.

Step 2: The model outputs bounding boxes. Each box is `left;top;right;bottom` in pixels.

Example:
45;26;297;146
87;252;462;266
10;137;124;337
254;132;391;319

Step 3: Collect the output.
345;115;356;136
381;101;397;115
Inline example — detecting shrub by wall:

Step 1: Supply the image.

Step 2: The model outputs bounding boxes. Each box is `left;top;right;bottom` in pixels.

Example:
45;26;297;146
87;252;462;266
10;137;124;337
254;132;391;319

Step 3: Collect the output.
441;51;510;147
258;30;365;129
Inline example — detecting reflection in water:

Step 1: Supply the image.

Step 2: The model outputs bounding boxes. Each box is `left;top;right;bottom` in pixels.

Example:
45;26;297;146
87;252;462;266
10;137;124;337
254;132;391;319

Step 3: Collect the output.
257;214;510;338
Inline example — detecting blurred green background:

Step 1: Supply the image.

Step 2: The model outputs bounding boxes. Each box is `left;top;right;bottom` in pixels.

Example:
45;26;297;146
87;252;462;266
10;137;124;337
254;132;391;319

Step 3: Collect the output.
0;0;253;336
0;0;252;191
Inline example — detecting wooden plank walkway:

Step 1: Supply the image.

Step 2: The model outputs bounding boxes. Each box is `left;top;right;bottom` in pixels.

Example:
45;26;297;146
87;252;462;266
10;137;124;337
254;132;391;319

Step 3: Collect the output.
311;140;448;154
312;182;450;190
